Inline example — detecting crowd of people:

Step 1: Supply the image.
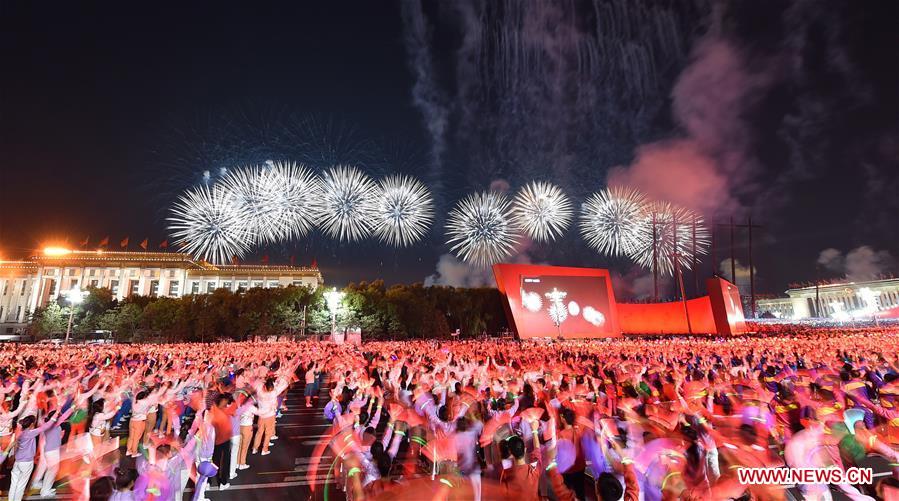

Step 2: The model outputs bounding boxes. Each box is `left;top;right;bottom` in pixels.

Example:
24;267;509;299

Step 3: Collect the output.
0;327;897;500
316;329;899;500
0;342;329;500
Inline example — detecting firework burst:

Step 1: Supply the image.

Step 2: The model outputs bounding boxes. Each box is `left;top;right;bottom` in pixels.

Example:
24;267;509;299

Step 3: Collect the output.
219;166;285;244
317;165;379;242
167;185;252;264
544;288;569;326
521;290;543;312
510;181;573;242
446;191;518;268
628;202;710;276
263;161;323;239
373;174;434;247
579;186;649;256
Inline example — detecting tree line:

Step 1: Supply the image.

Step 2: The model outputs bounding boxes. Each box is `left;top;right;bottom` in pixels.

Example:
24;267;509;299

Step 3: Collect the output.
27;281;509;342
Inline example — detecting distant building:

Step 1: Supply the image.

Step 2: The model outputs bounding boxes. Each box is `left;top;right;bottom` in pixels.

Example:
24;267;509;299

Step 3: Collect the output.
754;296;795;319
0;248;323;334
756;277;899;319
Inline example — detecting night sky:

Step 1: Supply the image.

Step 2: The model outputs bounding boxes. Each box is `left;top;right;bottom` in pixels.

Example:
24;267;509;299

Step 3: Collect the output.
2;0;897;297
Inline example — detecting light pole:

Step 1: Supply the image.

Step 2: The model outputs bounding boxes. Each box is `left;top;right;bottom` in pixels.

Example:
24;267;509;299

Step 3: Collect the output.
671;215;693;334
324;287;344;341
63;287;87;344
301;304;307;337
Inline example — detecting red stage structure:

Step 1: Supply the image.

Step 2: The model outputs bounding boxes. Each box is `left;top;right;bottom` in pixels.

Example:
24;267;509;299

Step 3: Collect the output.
493;263;747;338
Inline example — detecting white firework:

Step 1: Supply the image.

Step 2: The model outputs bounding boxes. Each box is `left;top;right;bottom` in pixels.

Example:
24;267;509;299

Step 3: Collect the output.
580;186;649;256
373;174;434;247
219;166;285;244
446;191;518;268
521;290;543;312
545;288;568;326
167;185;252;265
628;202;710;276
318;165;379;242
510;181;573;241
262;161;323;240
548;302;568;326
583;306;606;327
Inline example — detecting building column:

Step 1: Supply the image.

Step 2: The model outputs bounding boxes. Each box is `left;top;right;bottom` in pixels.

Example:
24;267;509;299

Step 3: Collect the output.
28;268;45;314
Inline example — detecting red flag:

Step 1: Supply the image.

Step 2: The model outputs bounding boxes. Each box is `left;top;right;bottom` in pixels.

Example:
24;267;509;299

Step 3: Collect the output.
80;236;89;248
120;237;129;249
311;258;317;269
289;255;295;266
158;239;168;250
140;238;148;250
261;255;269;265
231;256;239;266
99;236;109;247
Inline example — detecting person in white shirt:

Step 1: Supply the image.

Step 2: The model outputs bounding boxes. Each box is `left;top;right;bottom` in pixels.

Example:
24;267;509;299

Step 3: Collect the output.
235;397;258;470
9;407;74;501
89;397;122;451
0;381;29;452
127;388;162;457
251;377;287;455
305;363;319;408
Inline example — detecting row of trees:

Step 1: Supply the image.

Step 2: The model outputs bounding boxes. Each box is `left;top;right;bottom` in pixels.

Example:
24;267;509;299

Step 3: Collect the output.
27;281;508;342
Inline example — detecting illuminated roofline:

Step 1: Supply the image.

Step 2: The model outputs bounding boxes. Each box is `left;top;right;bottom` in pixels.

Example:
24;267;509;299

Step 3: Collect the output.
0;250;320;274
789;277;899;291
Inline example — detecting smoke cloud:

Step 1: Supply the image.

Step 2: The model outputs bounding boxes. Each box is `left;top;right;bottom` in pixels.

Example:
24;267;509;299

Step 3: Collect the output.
400;0;704;195
488;178;511;194
817;246;895;282
424;238;545;288
719;258;754;294
630;274;659;301
607;140;731;215
817;248;844;273
402;0;899;285
607;21;779;215
400;0;449;183
424;253;496;288
603;1;898;232
671;38;775;179
611;266;672;301
845;247;895;281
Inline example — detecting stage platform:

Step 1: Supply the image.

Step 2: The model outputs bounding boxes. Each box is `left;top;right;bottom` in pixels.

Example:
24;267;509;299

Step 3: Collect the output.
493;263;747;339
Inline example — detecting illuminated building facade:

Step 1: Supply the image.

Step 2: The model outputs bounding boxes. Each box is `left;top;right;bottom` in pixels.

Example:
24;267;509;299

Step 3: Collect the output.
757;278;899;319
0;249;323;334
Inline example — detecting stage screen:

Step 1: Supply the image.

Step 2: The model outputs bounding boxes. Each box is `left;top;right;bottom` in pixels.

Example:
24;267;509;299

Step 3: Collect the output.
494;263;620;339
519;275;615;337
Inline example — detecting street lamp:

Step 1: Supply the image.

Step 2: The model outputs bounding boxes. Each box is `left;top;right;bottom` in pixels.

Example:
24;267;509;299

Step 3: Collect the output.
324;287;344;340
62;287;88;343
